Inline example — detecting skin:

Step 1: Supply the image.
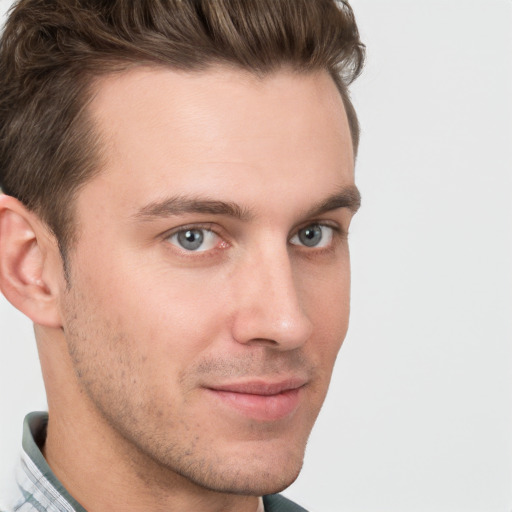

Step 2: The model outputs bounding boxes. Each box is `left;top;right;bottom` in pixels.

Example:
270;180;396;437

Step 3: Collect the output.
0;67;358;512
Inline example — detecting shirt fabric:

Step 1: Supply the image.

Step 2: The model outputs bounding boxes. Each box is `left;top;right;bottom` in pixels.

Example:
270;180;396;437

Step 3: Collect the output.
0;412;308;512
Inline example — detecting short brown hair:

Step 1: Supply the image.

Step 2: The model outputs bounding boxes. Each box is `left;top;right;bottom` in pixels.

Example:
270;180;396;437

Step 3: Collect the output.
0;0;365;254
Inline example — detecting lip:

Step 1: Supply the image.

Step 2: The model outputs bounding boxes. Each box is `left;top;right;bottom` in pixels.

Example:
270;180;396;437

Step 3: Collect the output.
205;378;307;422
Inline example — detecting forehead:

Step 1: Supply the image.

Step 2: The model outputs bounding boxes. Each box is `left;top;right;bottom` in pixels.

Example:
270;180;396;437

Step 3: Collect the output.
83;66;354;216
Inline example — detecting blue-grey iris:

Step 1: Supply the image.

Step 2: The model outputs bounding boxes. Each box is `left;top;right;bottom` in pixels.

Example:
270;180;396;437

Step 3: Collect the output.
177;229;204;250
298;224;322;247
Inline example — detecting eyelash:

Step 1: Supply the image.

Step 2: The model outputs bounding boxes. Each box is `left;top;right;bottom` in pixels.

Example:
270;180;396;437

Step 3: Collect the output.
162;221;346;256
163;223;226;255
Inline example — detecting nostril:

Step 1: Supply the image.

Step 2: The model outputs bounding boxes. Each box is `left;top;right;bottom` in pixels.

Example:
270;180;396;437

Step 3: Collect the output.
244;338;280;348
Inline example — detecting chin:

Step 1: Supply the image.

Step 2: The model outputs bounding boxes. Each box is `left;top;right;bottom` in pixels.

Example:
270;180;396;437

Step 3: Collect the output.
164;439;307;497
197;456;304;496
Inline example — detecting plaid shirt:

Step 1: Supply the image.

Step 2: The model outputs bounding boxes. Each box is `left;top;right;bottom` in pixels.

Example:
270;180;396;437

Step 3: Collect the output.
0;412;86;512
0;412;306;512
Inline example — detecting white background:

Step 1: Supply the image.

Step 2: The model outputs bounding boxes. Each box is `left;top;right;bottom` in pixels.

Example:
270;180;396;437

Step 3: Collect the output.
0;1;511;511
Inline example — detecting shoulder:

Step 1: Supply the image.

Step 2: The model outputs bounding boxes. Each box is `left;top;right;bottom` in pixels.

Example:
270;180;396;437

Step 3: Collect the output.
263;493;309;512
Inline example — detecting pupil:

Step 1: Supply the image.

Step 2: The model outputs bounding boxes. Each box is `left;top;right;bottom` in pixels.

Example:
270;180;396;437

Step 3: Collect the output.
185;231;197;242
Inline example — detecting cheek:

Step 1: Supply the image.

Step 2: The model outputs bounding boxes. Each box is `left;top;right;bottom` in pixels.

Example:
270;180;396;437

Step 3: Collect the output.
62;255;233;421
300;259;351;358
76;256;232;374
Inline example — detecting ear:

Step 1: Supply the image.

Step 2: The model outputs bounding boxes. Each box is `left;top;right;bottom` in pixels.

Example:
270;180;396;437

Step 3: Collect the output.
0;194;63;328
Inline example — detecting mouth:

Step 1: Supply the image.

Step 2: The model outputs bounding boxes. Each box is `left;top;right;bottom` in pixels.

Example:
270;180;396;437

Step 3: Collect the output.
205;378;307;422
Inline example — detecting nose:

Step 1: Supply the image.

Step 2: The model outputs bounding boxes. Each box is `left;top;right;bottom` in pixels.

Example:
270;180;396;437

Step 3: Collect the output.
230;246;313;350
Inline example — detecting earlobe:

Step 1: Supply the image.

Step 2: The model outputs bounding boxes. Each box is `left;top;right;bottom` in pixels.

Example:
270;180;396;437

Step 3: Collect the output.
0;195;63;328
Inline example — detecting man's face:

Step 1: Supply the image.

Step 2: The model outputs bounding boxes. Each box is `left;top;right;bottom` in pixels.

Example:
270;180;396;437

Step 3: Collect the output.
60;67;357;495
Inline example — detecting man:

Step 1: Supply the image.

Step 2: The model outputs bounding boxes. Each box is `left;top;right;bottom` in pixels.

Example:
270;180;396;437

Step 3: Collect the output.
0;0;364;510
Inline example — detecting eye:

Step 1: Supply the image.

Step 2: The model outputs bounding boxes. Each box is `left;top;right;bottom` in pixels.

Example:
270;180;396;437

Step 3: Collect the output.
290;224;334;248
168;228;220;252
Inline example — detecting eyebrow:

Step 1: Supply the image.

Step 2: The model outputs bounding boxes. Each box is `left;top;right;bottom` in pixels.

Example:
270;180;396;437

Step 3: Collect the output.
134;196;253;221
133;185;361;222
303;185;361;217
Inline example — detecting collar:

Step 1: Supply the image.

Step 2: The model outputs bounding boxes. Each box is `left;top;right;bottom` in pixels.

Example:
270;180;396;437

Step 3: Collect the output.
12;411;87;511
